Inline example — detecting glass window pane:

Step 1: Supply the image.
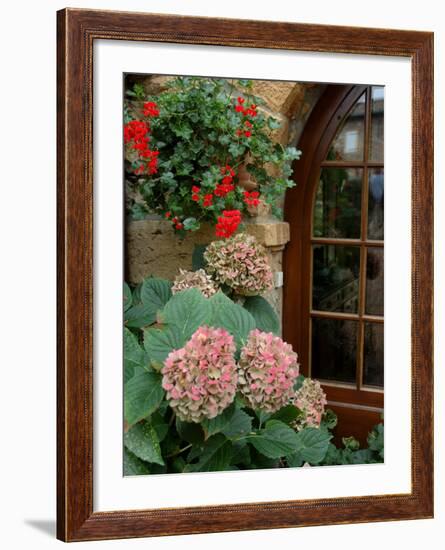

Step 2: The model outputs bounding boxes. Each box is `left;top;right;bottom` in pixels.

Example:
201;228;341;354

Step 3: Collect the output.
326;92;366;161
364;323;384;387
312;245;360;313
312;318;357;384
369;86;384;162
313;168;363;238
365;247;384;316
368;168;384;240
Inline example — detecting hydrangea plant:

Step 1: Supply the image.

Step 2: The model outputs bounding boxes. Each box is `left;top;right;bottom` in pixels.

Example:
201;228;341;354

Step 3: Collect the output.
203;233;273;296
238;329;299;413
123;275;383;475
162;326;238;423
292;378;328;430
172;269;218;298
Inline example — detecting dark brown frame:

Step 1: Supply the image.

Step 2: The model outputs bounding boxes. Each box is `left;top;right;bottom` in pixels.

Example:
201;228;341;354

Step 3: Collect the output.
283;84;385;443
57;8;434;542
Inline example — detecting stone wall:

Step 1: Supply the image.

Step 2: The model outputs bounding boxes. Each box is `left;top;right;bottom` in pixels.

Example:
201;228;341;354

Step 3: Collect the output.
124;75;325;323
126;216;289;318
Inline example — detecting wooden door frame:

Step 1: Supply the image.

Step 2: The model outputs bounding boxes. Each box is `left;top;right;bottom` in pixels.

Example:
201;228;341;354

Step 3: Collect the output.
283;84;383;440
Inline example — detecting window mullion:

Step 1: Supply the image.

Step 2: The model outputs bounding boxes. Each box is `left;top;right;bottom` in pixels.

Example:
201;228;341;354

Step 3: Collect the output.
356;87;373;390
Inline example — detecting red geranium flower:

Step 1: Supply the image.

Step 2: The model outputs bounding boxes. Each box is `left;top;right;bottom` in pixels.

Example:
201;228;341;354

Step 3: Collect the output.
215;210;242;238
143;101;160;117
244;191;261;207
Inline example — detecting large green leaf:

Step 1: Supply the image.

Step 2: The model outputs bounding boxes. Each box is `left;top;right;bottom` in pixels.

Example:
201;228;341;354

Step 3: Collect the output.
243;295;280;335
293;427;332;464
176;418;205;444
270;404;299;425
123;448;151;476
143;324;184;366
222;409;253;439
124;421;164;466
162;288;212;340
201;403;236;438
123;282;133;312
124;328;148;383
231;441;251;466
124;370;164;426
124;278;172;329
140;278;172;309
184;434;233;472
247;420;300;459
124;302;158;328
209;292;255;348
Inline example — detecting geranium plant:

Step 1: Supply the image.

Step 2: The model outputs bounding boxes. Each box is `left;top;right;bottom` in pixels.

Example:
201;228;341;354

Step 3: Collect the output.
124;77;301;237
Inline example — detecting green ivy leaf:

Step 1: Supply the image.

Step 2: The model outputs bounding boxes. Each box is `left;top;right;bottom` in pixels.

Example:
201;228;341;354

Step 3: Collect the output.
184;434;233;472
267;117;281;130
209;292;255;348
124;370;164;426
124;421;165;466
367;423;384;459
162;288;212;341
243;295;280;335
320;408;338;430
247;420;300;459
228;142;245;157
123;448;151;476
183;217;200;231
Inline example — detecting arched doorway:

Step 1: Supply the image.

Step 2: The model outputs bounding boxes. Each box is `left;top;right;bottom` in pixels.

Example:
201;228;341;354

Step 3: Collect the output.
283;84;384;443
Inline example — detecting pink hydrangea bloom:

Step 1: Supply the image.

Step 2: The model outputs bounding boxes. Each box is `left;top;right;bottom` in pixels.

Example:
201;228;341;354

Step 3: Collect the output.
203;233;273;296
292;378;327;430
162;326;237;423
238;329;299;413
172;269;218;298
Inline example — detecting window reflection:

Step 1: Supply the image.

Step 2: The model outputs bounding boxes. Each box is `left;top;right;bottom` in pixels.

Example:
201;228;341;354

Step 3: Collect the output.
312;318;358;384
313;168;362;239
368;168;384;240
365;247;384;316
364;323;384;387
369;86;384;162
327;92;366;161
312;245;360;313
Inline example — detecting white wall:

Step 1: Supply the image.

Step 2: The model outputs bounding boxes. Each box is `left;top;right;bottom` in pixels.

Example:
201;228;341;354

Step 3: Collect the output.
0;1;442;548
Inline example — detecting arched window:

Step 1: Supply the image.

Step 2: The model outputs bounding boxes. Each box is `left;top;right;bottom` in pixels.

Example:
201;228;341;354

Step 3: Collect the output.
283;85;384;442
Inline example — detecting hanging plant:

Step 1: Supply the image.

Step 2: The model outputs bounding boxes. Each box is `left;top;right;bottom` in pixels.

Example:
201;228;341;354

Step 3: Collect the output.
124;77;301;237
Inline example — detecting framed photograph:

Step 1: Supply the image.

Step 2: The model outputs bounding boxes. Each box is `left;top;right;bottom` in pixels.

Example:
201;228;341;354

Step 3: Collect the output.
57;8;434;542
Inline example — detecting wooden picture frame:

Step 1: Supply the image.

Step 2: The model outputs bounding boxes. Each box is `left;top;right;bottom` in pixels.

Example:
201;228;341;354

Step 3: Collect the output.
57;8;434;542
